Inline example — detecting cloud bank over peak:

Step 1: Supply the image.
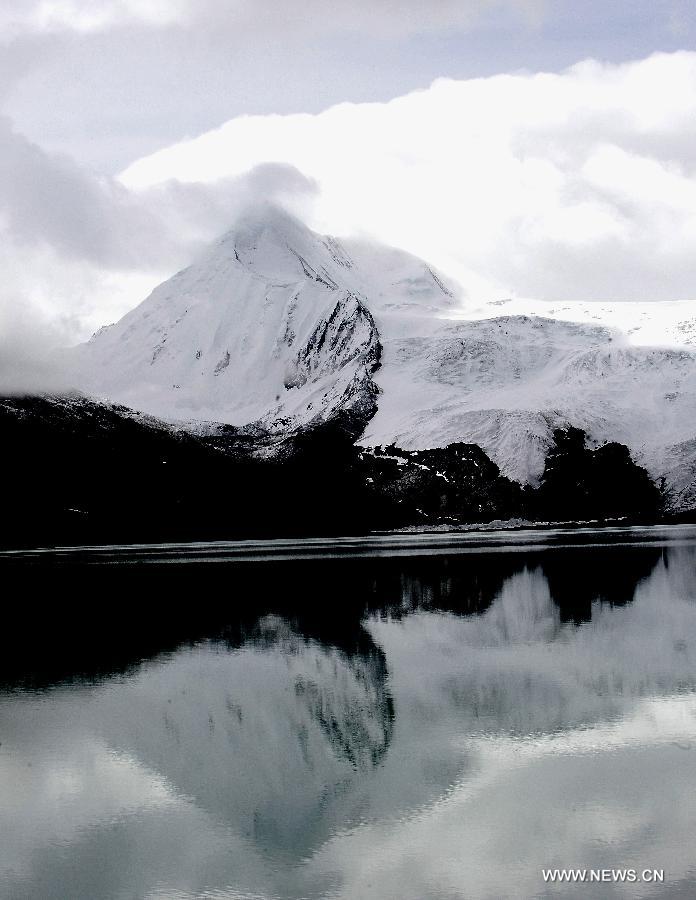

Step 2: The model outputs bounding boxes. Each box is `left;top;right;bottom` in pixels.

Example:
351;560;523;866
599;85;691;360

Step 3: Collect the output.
1;49;696;397
122;50;696;303
0;143;317;392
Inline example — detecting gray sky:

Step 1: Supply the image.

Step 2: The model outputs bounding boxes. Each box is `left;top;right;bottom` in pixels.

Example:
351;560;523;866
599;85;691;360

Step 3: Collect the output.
0;0;695;361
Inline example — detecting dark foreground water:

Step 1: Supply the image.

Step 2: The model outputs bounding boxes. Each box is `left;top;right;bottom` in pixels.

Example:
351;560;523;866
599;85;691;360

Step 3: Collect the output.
1;526;696;899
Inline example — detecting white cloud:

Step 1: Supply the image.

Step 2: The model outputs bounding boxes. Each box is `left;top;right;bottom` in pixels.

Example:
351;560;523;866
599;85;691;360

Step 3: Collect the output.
0;135;317;391
0;1;185;37
0;0;543;40
121;51;696;303
2;50;696;396
0;119;318;275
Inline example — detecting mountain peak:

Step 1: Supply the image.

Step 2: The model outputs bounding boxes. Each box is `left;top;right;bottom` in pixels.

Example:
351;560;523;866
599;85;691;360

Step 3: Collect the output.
74;204;458;434
74;202;380;429
206;203;351;287
227;201;311;239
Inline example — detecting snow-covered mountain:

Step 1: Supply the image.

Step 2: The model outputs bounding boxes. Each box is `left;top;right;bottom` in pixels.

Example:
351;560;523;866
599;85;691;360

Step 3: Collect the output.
75;204;454;440
365;314;696;506
75;204;696;510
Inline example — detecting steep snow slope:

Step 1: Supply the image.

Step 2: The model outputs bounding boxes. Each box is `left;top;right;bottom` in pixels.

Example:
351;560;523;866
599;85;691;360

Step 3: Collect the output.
76;205;696;508
76;204;454;436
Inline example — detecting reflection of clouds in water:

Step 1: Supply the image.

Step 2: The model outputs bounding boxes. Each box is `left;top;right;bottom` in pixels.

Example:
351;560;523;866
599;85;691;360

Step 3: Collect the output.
310;547;696;899
0;732;175;888
311;704;696;900
1;542;695;900
0;751;261;900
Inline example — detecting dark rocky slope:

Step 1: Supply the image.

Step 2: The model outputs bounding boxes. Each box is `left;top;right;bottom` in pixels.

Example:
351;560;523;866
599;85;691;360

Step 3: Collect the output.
0;396;669;548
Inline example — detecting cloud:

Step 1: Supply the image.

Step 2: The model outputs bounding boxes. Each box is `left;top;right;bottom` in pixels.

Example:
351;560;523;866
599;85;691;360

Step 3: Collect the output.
5;2;693;179
2;50;696;394
0;0;544;40
0;117;317;272
0;115;170;269
0;135;317;392
122;50;696;303
0;1;184;37
0;113;317;274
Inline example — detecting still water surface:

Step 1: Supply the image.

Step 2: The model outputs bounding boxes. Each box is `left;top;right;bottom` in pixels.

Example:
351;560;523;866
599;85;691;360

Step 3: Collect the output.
1;526;696;899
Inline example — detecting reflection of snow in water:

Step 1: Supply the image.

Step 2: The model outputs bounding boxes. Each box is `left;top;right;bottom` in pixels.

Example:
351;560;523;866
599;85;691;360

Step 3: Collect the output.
1;543;695;900
311;548;696;900
0;614;395;900
369;548;696;738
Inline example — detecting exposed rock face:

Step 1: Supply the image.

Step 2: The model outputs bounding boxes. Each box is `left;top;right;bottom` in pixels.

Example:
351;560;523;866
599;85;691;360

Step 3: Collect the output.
358;443;524;526
660;437;696;512
267;290;381;440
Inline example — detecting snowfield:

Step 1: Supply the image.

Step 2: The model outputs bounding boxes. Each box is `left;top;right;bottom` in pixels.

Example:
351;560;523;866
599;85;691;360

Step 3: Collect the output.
74;205;696;510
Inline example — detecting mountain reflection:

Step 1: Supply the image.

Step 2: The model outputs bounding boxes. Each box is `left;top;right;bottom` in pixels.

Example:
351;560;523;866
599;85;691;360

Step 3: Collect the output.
368;552;695;740
2;537;695;900
540;543;664;623
0;544;663;687
90;621;394;859
252;615;394;770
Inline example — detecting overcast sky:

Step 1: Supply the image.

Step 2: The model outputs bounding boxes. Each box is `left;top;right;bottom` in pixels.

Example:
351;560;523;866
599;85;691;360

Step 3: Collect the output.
1;0;696;356
4;0;696;173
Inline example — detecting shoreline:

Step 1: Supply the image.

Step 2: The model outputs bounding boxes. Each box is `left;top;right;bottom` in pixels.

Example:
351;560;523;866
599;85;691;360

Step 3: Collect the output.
2;521;696;564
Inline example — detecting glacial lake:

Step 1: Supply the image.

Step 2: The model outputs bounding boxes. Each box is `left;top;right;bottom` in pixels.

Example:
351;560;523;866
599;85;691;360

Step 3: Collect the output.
1;525;696;899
